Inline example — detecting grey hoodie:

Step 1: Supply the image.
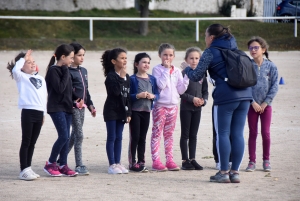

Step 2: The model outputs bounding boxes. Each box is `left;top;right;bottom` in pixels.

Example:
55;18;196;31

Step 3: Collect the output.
251;59;278;105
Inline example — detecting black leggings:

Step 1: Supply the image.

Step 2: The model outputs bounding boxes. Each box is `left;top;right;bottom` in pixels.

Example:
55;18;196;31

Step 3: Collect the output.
20;109;43;171
180;109;201;160
128;111;150;165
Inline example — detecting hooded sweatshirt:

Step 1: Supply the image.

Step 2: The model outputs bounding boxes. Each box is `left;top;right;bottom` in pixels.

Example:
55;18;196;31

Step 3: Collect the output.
152;64;189;108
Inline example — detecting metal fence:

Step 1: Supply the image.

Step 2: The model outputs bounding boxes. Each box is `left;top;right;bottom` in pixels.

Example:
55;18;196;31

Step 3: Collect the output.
263;0;282;23
0;16;299;41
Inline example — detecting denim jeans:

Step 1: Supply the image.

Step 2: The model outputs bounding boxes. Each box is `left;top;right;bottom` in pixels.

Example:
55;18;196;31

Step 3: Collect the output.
48;112;72;166
106;120;124;165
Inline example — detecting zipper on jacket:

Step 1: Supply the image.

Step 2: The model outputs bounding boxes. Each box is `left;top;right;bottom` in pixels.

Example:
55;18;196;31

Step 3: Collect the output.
78;68;86;101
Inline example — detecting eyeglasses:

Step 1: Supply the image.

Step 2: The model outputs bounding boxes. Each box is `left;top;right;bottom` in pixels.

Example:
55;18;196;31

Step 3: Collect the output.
248;46;260;51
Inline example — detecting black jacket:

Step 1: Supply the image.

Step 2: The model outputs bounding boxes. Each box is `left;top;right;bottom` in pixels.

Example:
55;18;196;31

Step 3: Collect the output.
103;71;131;122
45;65;73;114
180;71;209;111
69;66;94;111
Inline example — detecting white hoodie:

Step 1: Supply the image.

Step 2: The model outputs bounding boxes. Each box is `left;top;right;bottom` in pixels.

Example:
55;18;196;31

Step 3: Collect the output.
12;58;47;115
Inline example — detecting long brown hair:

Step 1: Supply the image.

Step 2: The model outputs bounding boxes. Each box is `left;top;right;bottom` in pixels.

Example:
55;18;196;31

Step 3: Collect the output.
6;52;26;79
247;36;271;61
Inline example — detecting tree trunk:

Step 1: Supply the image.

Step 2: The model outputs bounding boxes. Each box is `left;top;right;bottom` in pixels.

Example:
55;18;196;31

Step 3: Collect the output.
139;1;150;36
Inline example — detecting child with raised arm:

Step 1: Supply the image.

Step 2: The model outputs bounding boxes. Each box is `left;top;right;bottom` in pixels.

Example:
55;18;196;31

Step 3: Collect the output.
151;43;189;171
179;47;208;170
68;42;96;175
101;48;131;174
43;44;78;177
128;52;159;172
245;36;278;172
7;50;47;180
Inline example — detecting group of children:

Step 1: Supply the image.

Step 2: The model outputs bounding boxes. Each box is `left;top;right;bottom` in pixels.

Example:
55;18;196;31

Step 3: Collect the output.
8;33;278;182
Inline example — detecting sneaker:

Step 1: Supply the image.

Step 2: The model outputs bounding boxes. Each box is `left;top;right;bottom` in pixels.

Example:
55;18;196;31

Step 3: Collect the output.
166;161;180;171
245;162;256;172
117;163;129;174
29;167;40;178
129;163;145;172
191;160;203;170
59;165;78;177
215;162;220;170
152;160;167;172
44;162;62;177
210;171;231;183
19;167;37;181
108;164;122;174
263;160;272;172
138;162;149;173
181;160;195;170
229;172;240;183
75;165;89;175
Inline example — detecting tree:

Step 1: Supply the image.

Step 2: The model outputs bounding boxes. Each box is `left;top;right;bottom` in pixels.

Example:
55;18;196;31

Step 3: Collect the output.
137;0;168;36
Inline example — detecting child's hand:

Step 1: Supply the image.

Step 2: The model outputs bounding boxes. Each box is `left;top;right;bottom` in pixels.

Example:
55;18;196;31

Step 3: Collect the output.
76;98;84;109
90;105;96;117
25;50;33;61
251;102;261;113
126;117;131;123
260;102;268;114
138;92;148;99
163;60;171;68
146;92;155;100
180;61;189;70
193;97;202;107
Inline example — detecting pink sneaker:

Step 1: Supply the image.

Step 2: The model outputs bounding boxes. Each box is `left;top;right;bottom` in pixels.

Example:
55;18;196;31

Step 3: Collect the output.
152;160;167;172
43;162;62;177
59;165;78;177
166;161;180;171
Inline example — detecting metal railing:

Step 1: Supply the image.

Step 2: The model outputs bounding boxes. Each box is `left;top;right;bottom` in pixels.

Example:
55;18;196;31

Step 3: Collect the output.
0;16;299;41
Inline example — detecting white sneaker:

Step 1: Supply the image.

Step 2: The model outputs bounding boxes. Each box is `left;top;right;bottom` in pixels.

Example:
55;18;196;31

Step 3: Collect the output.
108;164;122;174
29;167;40;178
117;163;129;174
215;163;220;170
19;167;37;181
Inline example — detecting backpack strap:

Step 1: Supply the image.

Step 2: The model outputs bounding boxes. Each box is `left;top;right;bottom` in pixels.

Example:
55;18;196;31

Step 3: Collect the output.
209;47;227;83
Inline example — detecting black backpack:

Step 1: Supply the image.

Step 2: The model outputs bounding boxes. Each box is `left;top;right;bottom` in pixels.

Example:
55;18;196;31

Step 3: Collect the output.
211;47;257;88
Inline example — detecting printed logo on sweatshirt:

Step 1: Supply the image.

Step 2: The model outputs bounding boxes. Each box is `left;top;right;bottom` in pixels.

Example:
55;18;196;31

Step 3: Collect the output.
29;77;42;89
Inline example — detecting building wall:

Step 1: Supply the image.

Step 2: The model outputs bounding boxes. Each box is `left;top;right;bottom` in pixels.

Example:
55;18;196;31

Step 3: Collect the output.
0;0;264;17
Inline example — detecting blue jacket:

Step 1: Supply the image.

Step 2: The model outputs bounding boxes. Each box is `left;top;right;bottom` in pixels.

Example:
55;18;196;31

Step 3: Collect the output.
185;34;252;105
251;59;278;105
130;74;160;109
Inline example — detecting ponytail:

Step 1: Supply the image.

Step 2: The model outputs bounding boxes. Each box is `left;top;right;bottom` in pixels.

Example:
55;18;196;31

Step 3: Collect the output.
6;52;26;79
101;48;127;77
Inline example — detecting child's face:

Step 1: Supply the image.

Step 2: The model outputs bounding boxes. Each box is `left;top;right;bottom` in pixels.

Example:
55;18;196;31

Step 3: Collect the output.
112;52;127;70
159;48;174;66
136;57;150;73
185;51;201;69
62;52;74;67
73;49;85;66
249;41;265;60
22;56;36;74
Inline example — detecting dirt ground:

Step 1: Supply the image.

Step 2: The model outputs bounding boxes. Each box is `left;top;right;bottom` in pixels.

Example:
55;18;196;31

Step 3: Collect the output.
0;50;299;201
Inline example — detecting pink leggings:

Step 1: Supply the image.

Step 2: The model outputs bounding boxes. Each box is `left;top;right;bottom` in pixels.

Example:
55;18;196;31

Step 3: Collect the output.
247;105;272;163
151;105;178;162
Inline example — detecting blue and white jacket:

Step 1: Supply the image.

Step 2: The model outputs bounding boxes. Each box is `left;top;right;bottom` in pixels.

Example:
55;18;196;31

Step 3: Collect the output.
251;59;278;105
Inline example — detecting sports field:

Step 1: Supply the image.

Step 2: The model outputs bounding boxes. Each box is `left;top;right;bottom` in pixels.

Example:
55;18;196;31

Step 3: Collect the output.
0;50;299;201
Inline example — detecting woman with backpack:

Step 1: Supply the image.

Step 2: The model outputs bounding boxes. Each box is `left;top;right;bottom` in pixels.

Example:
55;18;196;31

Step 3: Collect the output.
184;24;252;183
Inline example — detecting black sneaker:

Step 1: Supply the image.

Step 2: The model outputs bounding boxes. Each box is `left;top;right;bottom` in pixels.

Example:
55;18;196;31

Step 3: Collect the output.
129;163;145;172
190;160;203;170
138;162;149;173
210;171;231;183
181;160;195;170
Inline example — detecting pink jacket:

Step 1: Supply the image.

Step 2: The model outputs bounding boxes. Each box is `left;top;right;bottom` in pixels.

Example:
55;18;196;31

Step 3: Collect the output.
152;64;189;107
